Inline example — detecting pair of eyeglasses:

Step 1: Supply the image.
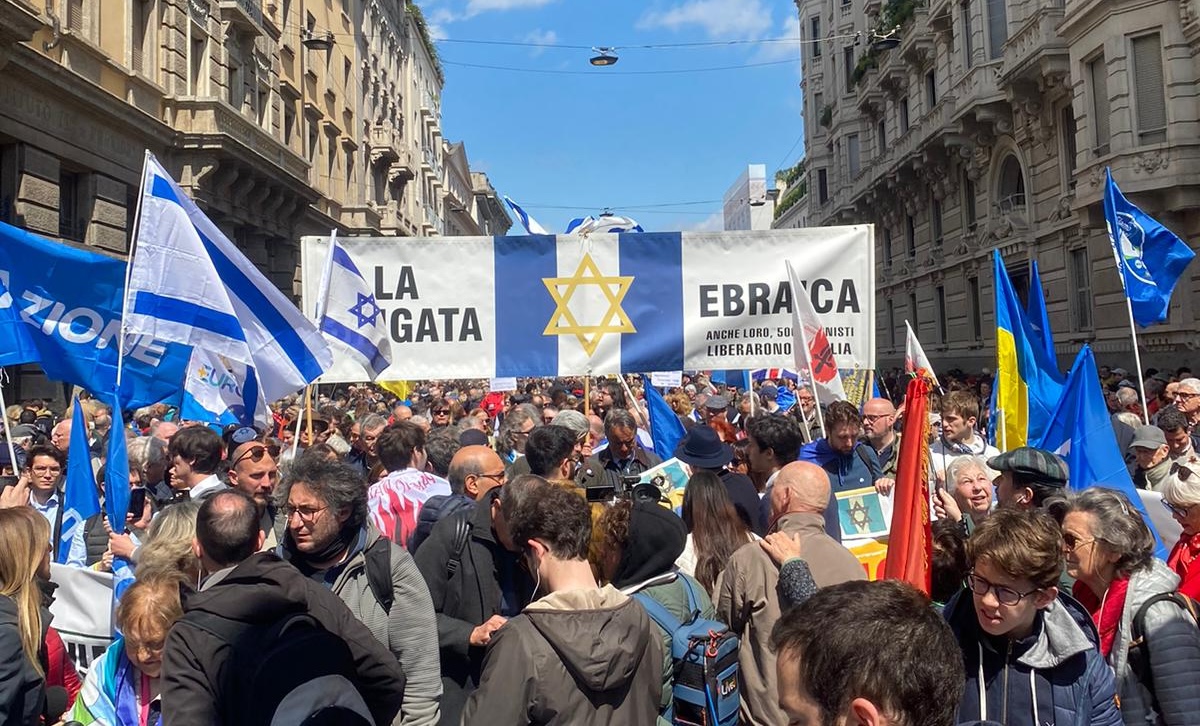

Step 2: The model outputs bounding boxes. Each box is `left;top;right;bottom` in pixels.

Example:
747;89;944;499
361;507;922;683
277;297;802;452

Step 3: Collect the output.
1062;532;1098;551
966;572;1042;606
433;409;450;415
1163;499;1196;518
862;414;892;423
283;504;327;522
232;444;280;467
477;471;507;485
1171;462;1198;482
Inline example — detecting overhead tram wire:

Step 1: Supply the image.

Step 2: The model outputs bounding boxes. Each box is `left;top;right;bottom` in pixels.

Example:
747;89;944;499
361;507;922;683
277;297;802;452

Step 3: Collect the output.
440;58;795;75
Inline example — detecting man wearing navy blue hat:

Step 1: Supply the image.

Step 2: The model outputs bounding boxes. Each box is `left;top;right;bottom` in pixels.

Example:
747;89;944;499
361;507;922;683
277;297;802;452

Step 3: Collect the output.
676;426;765;535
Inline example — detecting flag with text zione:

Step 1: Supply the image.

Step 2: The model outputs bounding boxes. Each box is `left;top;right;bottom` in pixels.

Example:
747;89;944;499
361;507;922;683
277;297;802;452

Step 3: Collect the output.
1104;168;1196;326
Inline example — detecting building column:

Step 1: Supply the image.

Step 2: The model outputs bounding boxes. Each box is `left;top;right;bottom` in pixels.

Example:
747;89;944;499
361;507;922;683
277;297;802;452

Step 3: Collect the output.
14;144;60;237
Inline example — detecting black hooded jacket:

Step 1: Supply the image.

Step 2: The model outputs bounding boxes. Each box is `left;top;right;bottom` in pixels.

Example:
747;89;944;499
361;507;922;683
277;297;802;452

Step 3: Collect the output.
161;552;405;726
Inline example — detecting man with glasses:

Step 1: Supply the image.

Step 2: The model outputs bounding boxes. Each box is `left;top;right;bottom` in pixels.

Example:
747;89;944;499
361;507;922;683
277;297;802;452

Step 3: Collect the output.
408;445;504;553
226;437;281;548
413;471;538;725
942;507;1122;725
1173;378;1200;451
21;444;65;541
275;455;442;725
861;397;900;478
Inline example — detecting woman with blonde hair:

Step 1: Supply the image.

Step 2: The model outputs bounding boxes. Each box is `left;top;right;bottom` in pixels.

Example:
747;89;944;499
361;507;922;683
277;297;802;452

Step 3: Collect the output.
0;507;52;724
71;575;184;726
134;500;201;585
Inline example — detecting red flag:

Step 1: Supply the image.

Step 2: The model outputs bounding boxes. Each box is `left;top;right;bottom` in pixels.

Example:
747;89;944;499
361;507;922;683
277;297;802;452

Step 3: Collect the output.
883;375;932;594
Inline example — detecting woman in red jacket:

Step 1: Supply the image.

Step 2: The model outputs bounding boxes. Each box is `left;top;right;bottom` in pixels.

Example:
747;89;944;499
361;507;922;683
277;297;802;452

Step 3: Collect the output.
1162;460;1200;599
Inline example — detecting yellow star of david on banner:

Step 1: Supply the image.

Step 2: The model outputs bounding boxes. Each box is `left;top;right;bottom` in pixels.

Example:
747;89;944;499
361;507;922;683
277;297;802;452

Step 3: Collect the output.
542;253;636;356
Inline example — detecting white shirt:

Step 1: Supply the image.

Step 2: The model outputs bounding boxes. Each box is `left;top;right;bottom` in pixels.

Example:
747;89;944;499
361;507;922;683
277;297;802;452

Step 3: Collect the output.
189;474;226;502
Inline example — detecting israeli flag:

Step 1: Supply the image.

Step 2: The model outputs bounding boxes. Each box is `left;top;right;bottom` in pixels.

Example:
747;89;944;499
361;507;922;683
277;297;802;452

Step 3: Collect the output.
565;214;644;235
1104;168;1195;327
126;153;331;425
317;234;393;379
503;196;550;235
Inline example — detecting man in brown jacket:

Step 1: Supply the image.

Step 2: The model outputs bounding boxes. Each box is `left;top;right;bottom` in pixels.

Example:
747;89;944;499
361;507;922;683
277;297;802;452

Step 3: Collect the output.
716;461;865;726
462;477;663;725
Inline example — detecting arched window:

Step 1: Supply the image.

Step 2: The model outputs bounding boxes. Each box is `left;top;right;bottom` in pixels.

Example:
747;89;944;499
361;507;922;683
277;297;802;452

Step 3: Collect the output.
997;155;1025;213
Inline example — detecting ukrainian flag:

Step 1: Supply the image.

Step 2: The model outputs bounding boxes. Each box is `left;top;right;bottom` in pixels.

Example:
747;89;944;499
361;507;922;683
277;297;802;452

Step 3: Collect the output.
993;251;1064;450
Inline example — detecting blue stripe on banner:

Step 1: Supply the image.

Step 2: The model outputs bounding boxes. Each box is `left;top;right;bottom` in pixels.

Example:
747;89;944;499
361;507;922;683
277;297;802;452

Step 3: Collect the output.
321;317;390;375
241;366;259;425
150;174;325;382
331;244;362;277
131;292;248;342
494;235;558;377
619;232;684;372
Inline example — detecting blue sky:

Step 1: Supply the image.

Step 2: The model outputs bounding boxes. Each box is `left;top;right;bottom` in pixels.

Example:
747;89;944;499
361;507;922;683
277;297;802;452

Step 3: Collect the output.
427;0;806;233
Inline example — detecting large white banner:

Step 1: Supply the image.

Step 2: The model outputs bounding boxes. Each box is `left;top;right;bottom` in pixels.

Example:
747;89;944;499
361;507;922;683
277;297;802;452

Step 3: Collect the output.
49;564;113;674
301;228;875;382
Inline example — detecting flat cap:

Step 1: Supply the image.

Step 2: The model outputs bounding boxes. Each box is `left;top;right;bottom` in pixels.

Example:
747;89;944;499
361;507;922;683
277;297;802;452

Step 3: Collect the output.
987;446;1068;487
1130;425;1167;450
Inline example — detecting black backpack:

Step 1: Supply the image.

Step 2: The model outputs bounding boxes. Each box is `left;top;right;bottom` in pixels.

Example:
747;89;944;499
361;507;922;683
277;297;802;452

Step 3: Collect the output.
1128;591;1200;713
407;493;474;554
189;610;391;726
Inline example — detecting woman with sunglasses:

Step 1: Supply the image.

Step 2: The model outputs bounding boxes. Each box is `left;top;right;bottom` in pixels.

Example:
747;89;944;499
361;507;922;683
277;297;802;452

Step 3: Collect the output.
1162;460;1200;599
943;507;1121;726
1049;487;1200;726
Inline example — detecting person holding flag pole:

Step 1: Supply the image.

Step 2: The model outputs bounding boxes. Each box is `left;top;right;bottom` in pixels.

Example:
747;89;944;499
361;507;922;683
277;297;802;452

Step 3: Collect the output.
1104;168;1196;426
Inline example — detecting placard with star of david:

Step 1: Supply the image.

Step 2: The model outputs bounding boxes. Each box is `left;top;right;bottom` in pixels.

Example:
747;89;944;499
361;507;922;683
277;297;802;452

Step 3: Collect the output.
835;486;892;541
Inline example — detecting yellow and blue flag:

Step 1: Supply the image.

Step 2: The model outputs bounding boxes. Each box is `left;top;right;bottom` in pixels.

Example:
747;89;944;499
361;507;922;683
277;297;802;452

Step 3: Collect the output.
1026;260;1055;363
1104;168;1195;326
993;251;1063;450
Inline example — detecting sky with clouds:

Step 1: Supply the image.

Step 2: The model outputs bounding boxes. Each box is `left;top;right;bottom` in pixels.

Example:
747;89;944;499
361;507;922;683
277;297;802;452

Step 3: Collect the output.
427;0;805;233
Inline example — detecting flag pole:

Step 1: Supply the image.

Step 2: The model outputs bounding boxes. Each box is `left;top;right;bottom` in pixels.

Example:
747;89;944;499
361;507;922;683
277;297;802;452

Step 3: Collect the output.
1123;295;1151;425
0;371;19;472
614;373;646;429
583;375;590;417
115;150;154;392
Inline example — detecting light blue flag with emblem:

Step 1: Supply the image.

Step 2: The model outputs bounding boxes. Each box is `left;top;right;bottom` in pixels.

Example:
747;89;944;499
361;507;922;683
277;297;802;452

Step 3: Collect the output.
1104;168;1196;327
317;234;393;380
1036;345;1167;559
57;397;100;564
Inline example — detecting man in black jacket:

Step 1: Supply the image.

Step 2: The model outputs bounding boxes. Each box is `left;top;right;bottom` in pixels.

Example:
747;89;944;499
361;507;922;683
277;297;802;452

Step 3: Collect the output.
412;475;538;725
161;490;405;726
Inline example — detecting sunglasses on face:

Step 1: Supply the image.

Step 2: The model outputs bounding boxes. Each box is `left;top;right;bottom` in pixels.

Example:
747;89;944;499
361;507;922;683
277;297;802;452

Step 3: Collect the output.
1163;498;1196;518
232;444;280;466
1171;462;1198;482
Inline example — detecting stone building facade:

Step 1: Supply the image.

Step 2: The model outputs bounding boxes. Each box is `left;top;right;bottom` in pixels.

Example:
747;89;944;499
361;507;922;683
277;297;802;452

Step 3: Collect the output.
797;0;1200;372
0;0;508;401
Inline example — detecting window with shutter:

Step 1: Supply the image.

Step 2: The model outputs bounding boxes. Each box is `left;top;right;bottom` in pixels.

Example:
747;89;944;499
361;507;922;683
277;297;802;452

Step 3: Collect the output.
848;134;860;177
1089;55;1110;153
962;0;975;68
67;0;83;33
1131;34;1167;144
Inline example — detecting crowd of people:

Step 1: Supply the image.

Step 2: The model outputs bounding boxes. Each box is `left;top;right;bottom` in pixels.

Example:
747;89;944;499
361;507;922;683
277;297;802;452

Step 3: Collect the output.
0;364;1196;725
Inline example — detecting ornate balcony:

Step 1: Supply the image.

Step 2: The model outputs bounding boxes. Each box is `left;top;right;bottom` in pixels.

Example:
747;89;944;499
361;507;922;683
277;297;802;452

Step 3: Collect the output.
1001;6;1069;93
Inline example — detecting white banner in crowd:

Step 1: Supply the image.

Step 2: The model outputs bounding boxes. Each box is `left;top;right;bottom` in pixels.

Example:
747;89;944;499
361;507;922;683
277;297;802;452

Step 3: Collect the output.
489;377;518;392
301;228;875;381
650;371;684;388
49;564;113;674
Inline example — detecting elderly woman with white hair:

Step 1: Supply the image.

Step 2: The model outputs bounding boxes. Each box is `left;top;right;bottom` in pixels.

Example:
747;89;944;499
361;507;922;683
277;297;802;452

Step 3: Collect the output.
1049;487;1200;726
1162;459;1200;600
932;454;993;535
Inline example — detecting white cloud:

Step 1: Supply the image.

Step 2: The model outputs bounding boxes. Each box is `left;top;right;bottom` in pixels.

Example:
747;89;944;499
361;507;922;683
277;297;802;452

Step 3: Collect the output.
679;211;725;232
524;29;558;56
752;15;803;63
637;0;774;39
427;9;457;39
465;0;558;17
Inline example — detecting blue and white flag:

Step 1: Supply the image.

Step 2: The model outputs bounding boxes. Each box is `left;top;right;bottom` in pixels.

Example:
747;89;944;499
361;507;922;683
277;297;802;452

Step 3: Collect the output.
1036;345;1167;559
640;374;686;461
126;154;331;425
565;214;644;235
317;234;393;379
0;221;189;408
301;227;875;382
1104;168;1195;327
58;398;100;564
503;196;550;235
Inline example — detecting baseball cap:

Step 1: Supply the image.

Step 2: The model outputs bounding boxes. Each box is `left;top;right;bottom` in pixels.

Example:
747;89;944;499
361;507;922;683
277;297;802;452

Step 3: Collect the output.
987;447;1068;487
1130;425;1167;450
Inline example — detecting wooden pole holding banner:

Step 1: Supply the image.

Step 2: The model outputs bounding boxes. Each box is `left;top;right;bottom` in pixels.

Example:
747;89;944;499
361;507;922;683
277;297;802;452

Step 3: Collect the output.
0;371;20;473
584;375;590;417
305;385;314;441
614;374;647;429
1122;295;1151;425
